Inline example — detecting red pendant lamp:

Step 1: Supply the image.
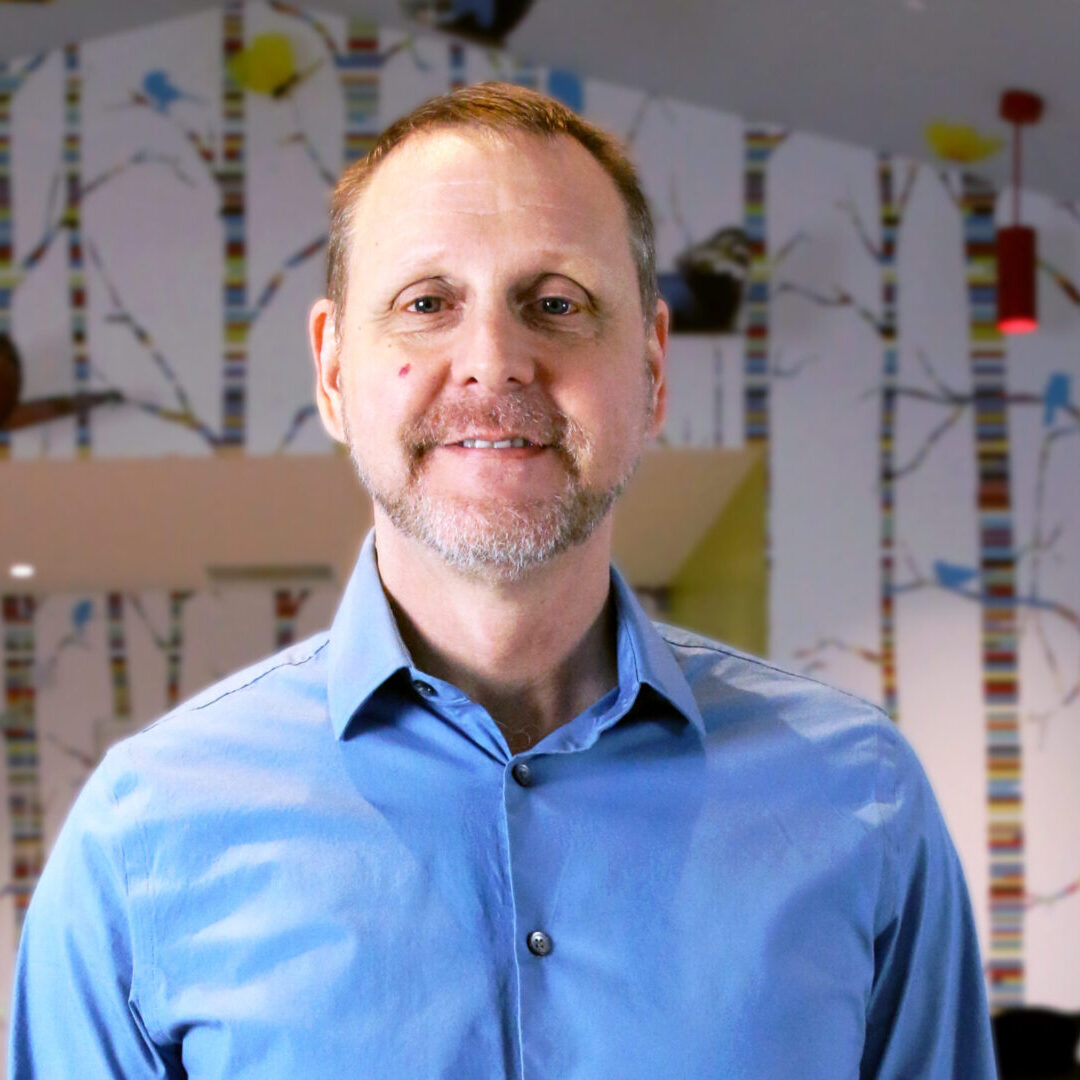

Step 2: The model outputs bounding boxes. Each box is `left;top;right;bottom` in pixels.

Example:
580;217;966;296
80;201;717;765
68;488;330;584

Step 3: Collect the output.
997;89;1044;335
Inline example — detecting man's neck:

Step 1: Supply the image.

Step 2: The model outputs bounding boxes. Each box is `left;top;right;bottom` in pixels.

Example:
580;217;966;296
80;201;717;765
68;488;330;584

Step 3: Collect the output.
373;519;619;755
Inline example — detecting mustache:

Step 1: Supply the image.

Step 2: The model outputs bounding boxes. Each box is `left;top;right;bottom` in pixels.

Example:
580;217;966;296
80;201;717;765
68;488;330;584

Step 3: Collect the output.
401;393;590;474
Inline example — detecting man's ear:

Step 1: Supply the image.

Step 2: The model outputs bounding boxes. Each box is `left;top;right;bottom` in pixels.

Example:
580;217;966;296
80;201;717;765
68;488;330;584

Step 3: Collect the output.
646;297;669;438
309;298;346;444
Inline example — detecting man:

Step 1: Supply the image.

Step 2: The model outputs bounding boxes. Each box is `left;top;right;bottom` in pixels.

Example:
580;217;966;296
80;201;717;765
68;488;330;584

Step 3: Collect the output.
11;83;996;1078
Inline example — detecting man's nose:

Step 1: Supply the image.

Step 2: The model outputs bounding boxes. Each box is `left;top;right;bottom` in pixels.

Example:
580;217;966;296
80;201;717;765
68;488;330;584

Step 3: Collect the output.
449;303;536;390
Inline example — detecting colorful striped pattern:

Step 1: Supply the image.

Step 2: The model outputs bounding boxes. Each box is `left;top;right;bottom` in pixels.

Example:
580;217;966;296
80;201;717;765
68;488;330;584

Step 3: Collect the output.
274;589;309;649
877;155;900;721
962;173;1024;1008
165;591;189;709
2;595;43;935
63;45;91;455
220;0;248;449
742;129;785;444
106;593;131;722
340;19;380;167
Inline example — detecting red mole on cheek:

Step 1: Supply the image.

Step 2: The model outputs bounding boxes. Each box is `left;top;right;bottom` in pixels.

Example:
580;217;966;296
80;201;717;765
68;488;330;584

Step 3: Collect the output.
398;364;411;377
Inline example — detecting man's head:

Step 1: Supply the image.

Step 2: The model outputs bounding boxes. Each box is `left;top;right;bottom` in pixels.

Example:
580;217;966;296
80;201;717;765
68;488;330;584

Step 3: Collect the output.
325;81;660;335
309;82;668;582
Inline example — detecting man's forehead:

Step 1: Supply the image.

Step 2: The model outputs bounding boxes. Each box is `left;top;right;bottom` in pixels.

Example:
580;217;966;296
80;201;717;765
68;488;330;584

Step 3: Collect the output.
345;127;634;276
355;126;623;218
375;124;570;172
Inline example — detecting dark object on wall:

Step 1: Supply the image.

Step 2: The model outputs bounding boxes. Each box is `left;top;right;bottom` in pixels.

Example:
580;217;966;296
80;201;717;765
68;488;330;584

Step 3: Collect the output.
997;88;1045;335
0;332;124;433
660;226;751;335
0;332;22;424
398;0;535;45
992;1007;1080;1079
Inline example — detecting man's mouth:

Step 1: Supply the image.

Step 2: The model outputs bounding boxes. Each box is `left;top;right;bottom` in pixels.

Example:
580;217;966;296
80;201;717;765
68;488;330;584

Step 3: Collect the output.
454;437;541;449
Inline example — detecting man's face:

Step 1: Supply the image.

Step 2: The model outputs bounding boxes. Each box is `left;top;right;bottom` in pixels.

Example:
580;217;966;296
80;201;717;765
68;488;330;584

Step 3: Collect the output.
310;128;668;581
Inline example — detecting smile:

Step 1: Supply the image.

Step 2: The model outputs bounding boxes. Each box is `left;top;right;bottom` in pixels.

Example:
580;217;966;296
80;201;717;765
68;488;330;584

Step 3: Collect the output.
455;437;539;449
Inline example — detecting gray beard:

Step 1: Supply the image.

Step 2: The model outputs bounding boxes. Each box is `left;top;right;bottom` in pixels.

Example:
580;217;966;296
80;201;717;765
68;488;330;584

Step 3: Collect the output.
368;479;626;582
344;393;640;582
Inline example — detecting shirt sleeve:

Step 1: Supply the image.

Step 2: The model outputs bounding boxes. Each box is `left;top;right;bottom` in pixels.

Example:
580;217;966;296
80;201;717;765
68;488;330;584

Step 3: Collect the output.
8;753;182;1079
859;728;998;1080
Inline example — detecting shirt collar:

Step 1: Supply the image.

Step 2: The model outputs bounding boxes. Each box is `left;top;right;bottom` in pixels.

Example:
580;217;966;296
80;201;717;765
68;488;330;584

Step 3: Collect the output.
327;531;706;740
608;566;706;737
327;532;413;739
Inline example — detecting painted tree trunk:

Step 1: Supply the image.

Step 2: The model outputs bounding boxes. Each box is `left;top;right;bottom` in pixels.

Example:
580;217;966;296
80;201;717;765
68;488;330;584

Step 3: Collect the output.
63;45;91;457
962;173;1025;1008
219;0;248;450
877;156;901;721
340;19;380;168
741;129;784;447
2;595;43;937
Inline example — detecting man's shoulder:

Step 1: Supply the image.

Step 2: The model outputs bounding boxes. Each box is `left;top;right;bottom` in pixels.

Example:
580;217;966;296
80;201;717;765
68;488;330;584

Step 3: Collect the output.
652;622;930;833
653;620;896;745
113;630;332;760
81;631;333;833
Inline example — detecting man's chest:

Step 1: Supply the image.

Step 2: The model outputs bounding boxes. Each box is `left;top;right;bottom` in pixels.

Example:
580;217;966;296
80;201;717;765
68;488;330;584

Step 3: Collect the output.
139;723;879;1079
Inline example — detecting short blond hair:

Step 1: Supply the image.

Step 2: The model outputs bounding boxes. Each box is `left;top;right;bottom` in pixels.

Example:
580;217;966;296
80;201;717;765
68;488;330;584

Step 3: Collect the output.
326;81;658;326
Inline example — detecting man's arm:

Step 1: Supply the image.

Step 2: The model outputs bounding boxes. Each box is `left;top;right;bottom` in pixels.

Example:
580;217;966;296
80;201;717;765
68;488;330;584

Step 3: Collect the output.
860;730;998;1079
8;757;182;1078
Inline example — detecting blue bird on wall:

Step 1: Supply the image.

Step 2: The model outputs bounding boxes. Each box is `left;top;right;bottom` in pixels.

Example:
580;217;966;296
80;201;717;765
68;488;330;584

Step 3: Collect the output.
1043;372;1071;427
71;599;94;635
141;69;203;113
35;598;96;689
547;69;583;113
933;560;980;590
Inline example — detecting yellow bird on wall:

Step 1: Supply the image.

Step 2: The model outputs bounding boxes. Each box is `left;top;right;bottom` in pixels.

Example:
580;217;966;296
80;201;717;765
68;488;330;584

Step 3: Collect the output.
924;120;1004;164
226;33;320;98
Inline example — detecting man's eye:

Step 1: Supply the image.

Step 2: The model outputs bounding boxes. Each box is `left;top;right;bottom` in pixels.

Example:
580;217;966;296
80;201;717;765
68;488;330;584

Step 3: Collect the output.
538;297;574;316
406;296;443;314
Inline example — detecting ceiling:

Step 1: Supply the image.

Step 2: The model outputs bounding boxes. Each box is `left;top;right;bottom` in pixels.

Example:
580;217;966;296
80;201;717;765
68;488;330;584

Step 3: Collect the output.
1;0;1077;201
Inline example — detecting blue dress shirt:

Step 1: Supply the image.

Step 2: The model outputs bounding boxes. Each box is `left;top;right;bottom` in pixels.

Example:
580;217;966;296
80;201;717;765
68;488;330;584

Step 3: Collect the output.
10;534;996;1079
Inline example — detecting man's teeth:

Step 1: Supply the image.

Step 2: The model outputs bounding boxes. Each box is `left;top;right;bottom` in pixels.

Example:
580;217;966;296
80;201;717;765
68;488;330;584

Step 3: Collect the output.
458;438;533;449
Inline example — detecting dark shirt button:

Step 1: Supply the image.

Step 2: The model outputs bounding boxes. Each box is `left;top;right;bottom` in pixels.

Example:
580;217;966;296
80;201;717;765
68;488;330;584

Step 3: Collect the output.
527;930;552;957
412;680;436;696
511;762;533;787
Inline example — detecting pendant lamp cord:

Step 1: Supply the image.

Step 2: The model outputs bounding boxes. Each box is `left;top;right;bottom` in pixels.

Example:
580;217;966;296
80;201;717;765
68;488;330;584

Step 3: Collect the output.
1012;121;1021;225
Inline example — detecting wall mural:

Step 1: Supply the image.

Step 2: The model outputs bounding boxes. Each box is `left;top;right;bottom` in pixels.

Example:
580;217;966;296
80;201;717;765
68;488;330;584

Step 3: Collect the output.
0;0;1078;1047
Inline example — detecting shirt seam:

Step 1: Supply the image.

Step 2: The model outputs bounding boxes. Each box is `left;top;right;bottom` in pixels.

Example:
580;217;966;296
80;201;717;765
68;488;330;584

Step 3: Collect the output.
657;626;893;723
191;638;329;712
